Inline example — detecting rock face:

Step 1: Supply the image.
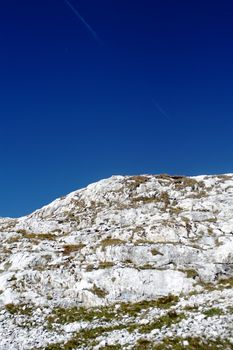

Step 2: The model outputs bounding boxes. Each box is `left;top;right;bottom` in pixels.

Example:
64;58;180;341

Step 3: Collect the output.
0;174;233;349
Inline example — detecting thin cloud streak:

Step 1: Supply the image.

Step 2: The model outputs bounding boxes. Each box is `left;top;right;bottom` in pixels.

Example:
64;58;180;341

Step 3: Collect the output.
64;0;102;44
152;99;170;120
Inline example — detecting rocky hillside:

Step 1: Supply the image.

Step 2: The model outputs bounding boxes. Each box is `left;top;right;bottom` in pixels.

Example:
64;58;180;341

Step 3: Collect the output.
0;174;233;349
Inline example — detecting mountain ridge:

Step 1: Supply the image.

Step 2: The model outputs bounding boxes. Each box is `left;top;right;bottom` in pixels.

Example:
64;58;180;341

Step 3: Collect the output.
0;173;233;349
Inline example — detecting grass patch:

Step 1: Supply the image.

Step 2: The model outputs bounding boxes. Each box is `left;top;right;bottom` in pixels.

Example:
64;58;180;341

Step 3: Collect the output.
100;238;126;248
169;207;183;215
203;307;224;317
5;303;33;316
47;295;179;328
45;324;125;349
173;177;202;190
62;243;85;255
183;305;199;312
188;190;208;199
47;305;116;327
120;295;179;317
86;264;95;272
138;311;186;334
6;235;21;244
22;232;57;241
218;277;233;288
152;336;232;350
98;261;115;269
127;176;149;190
99;346;122;350
201;277;233;292
139;264;155;270
205;217;217;223
178;268;198;279
135;239;155;244
132;191;170;209
135;339;152;350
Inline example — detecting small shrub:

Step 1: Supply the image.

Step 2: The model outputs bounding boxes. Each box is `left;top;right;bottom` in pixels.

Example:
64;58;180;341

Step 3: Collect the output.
151;248;163;256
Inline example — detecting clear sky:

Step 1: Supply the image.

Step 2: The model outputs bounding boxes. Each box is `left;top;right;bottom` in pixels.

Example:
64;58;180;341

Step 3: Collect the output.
1;0;233;217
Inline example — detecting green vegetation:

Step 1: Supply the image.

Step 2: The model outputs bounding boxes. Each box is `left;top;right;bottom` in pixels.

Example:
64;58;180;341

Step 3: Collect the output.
177;268;198;279
139;264;155;270
205;217;217;223
201;276;233;292
203;307;224;317
120;295;179;317
16;229;27;234
173;177;202;190
218;277;233;288
151;336;233;350
185;269;198;279
169;207;183;215
188;190;208;199
47;295;179;327
98;261;115;269
47;305;116;327
6;235;21;244
183;305;199;312
100;238;126;248
45;306;187;350
64;212;80;223
21;232;57;241
99;346;122;350
90;285;108;298
132;191;170;209
135;339;152;350
86;264;95;271
45;324;126;350
5;303;33;316
127;176;149;190
155;174;205;192
62;243;85;255
217;174;232;181
137;311;186;334
135;239;155;244
151;248;163;256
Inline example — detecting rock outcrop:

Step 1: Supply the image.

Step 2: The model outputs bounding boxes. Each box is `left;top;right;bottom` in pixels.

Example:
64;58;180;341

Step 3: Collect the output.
0;174;233;349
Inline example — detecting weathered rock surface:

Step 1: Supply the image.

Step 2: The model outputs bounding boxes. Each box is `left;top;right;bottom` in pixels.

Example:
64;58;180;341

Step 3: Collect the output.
0;174;233;349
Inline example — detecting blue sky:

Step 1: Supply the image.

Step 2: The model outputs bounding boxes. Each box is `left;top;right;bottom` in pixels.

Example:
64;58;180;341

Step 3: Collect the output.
1;0;233;217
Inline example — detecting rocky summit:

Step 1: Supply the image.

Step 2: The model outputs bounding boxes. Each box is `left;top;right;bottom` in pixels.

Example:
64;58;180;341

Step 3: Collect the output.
0;174;233;350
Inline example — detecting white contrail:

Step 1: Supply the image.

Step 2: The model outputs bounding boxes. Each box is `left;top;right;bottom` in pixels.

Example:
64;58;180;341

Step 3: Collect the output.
64;0;102;44
152;99;170;120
